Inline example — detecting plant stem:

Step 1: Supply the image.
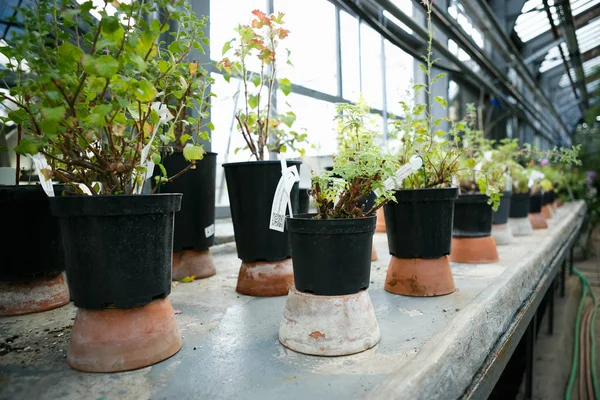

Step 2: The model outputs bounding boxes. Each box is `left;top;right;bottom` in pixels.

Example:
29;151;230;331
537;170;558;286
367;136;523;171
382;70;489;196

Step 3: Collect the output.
15;125;21;185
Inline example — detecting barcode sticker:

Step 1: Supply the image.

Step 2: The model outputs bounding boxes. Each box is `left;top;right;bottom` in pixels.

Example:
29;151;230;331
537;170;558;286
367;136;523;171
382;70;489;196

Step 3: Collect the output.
204;224;215;238
269;157;300;232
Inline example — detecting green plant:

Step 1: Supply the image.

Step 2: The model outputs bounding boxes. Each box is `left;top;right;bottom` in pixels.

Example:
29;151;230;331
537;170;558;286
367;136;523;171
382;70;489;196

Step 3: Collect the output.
0;0;211;195
217;10;307;160
310;101;397;219
389;0;463;191
455;104;505;210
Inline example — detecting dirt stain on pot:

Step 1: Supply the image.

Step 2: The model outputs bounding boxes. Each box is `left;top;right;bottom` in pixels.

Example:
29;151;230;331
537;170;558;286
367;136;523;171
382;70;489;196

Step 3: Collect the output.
309;331;325;339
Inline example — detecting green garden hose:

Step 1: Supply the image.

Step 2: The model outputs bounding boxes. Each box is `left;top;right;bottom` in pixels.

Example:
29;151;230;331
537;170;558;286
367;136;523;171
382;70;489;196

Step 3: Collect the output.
565;267;599;399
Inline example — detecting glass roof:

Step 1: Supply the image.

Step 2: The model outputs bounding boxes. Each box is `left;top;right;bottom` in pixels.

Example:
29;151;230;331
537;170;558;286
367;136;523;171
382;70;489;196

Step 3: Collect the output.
514;0;600;43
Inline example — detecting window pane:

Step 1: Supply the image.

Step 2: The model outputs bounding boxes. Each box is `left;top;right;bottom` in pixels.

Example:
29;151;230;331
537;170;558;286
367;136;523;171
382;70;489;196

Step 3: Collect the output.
340;10;360;102
280;93;337;157
275;0;337;95
360;22;383;109
385;40;414;116
210;0;267;72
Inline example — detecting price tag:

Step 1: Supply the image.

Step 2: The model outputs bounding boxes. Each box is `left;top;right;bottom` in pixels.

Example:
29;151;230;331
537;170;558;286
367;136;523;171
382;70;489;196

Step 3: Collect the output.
204;223;215;238
269;157;300;232
27;153;55;197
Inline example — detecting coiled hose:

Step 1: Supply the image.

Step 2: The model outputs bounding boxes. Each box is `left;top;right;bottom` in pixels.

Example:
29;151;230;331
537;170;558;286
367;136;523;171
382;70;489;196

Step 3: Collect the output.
565;267;599;399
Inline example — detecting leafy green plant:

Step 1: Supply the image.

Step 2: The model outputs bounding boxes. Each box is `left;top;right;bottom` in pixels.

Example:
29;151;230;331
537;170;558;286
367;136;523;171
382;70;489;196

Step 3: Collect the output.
388;0;463;191
0;0;211;195
310;101;397;219
217;10;307;160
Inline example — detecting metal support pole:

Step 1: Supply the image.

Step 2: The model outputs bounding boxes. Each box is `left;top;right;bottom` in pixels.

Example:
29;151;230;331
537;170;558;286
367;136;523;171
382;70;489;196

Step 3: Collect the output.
569;246;574;274
561;258;566;298
525;314;537;400
548;281;554;335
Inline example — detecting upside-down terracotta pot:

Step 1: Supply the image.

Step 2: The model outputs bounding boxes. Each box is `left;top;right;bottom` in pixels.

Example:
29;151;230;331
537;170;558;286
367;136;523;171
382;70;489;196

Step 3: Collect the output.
0;185;69;316
383;188;457;296
156;152;218;281
375;208;386;232
223;161;301;297
528;192;548;230
450;193;499;264
50;194;183;372
279;214;380;356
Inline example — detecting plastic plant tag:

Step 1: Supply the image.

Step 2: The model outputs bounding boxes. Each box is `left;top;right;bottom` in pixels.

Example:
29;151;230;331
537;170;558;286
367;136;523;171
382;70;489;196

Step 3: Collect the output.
528;170;545;188
381;155;423;192
204;223;215;238
483;151;493;162
26;153;54;197
269;157;300;232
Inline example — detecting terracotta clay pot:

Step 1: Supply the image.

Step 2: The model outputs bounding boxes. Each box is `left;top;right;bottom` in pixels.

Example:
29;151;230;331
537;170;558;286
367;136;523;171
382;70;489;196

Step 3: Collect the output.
385;256;455;296
529;213;548;229
236;259;294;297
172;249;216;281
375;208;386;232
0;273;69;317
450;194;499;264
67;297;182;372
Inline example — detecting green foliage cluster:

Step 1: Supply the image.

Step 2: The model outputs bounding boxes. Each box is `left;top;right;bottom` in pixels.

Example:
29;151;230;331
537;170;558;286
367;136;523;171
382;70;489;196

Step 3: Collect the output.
310;101;397;219
0;0;211;195
217;10;307;160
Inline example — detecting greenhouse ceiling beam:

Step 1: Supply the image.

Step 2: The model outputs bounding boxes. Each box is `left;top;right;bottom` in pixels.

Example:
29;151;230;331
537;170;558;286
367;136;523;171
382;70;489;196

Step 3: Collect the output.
416;0;568;142
488;0;528;35
541;0;583;111
523;38;564;65
465;0;573;140
521;30;556;59
554;0;588;108
368;0;558;145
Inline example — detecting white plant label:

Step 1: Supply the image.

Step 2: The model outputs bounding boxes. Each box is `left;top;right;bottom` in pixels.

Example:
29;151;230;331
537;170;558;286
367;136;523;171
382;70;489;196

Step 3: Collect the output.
381;155;423;192
269;157;300;232
528;170;545;188
204;223;215;238
27;153;54;197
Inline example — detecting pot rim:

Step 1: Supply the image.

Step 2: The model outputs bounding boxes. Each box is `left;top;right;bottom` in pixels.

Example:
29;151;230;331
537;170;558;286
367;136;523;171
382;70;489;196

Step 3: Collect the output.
223;159;302;167
391;187;458;202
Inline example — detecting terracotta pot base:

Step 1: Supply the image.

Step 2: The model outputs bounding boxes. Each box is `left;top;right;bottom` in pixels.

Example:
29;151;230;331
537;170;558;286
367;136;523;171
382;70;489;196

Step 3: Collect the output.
384;256;455;296
556;199;564;207
371;246;377;261
67;297;182;372
492;223;514;245
0;273;70;317
171;249;216;281
529;212;548;229
449;236;499;264
278;286;380;356
236;258;294;297
375;208;386;233
510;217;533;236
541;205;553;219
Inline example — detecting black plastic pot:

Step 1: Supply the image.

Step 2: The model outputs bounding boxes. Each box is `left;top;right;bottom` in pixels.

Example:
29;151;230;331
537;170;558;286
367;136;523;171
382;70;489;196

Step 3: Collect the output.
453;194;493;238
492;191;512;225
299;187;310;214
0;185;65;281
50;194;181;309
287;214;375;296
530;193;543;213
223;161;300;262
384;188;457;259
543;191;553;206
155;151;216;251
510;192;531;218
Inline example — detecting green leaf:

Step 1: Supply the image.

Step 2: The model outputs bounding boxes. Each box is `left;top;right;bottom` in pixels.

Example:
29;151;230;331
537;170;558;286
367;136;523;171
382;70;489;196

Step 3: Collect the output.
180;275;196;283
42;106;66;122
7;109;29;125
183;145;205;161
250;73;261;87
248;94;258;109
158;163;167;177
14;137;38;155
206;121;215;131
179;134;192;145
58;42;83;63
435;130;446;136
96;55;119;78
151;153;161;164
135;80;157;102
281;111;296;128
222;40;233;55
129;54;146;72
434;96;447;109
157;59;169;73
101;16;120;34
279;78;292;96
466;158;476;168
